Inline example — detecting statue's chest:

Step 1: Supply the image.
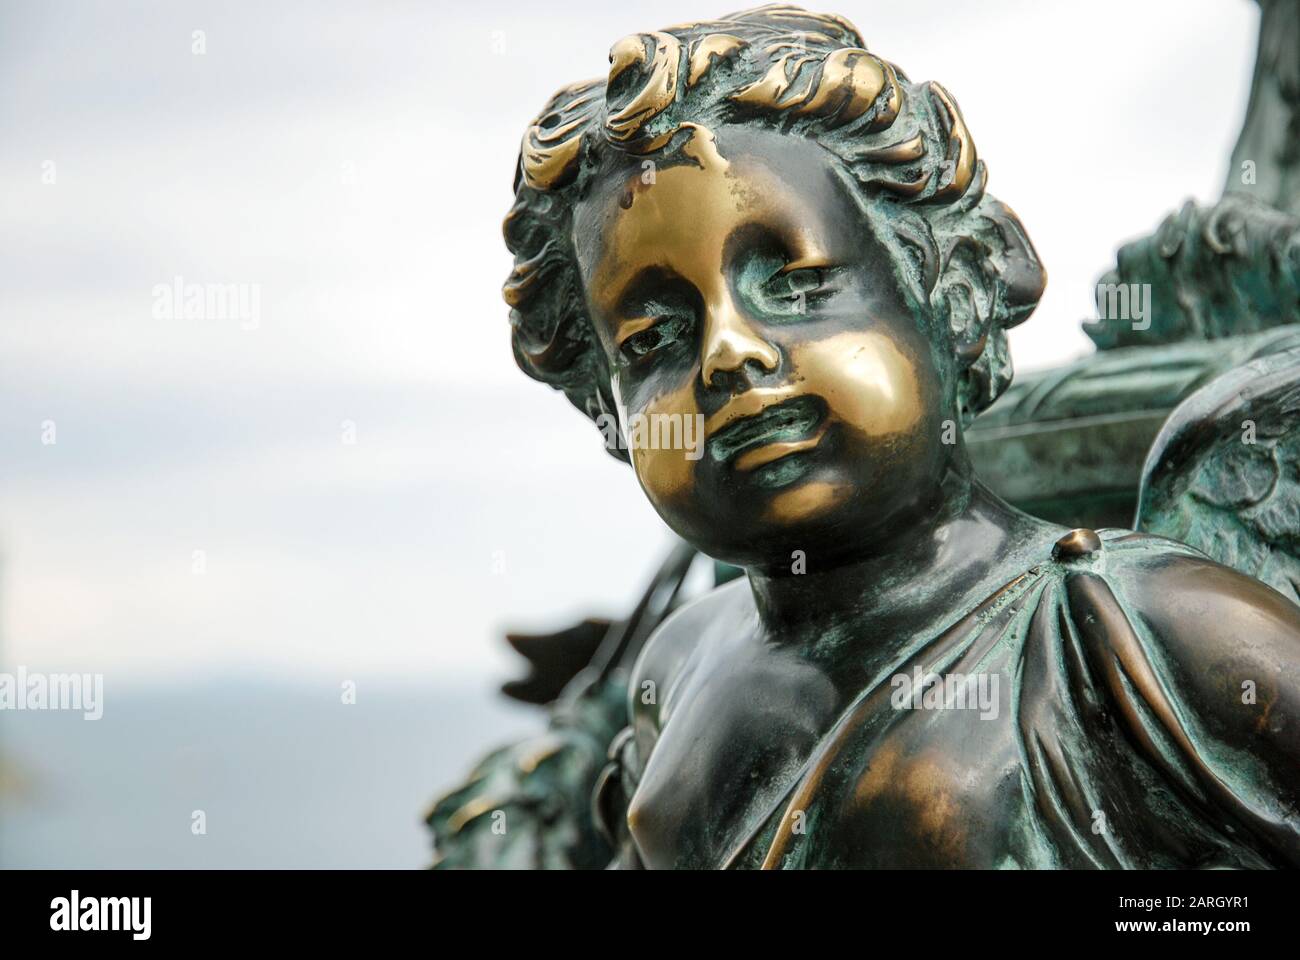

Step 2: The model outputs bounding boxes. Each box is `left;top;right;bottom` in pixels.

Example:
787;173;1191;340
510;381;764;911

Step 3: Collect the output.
755;675;1033;868
628;641;1034;869
626;640;839;869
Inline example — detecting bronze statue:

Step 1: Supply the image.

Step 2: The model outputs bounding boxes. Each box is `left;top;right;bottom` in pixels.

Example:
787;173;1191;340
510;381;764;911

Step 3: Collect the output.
430;3;1300;869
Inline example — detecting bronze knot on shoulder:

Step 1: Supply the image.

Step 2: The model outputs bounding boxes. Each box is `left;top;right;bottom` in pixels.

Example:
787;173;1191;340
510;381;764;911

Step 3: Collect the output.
1052;528;1102;562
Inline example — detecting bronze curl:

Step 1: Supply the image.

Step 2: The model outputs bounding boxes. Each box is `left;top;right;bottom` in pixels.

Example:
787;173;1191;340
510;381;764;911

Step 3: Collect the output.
605;33;684;143
519;80;603;191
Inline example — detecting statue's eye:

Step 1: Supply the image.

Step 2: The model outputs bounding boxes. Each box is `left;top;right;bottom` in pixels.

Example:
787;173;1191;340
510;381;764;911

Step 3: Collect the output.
621;315;689;361
762;265;837;314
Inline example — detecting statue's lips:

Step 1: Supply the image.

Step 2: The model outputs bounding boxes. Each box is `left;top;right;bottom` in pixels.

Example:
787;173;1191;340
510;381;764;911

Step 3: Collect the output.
706;394;827;472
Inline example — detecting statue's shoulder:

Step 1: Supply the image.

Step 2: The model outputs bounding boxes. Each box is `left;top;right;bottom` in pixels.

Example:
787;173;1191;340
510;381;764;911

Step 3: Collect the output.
628;576;754;731
1062;527;1300;646
1049;527;1300;673
591;577;756;862
1045;527;1300;861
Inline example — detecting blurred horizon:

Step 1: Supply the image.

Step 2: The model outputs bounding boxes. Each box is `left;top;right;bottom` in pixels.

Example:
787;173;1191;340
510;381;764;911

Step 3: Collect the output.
1;676;539;868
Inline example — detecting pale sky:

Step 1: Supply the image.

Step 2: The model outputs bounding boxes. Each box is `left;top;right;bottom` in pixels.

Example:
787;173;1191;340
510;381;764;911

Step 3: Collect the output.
0;0;1260;686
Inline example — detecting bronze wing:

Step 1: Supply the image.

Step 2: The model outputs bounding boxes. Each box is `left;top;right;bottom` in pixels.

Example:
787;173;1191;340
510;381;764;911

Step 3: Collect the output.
1136;346;1300;605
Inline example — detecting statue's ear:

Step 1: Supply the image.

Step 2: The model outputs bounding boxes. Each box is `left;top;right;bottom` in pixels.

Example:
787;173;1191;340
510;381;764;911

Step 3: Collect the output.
936;201;1046;372
936;235;996;372
983;199;1047;330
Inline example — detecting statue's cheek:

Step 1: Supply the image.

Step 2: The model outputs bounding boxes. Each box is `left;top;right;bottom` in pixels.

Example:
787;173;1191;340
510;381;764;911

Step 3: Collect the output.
786;330;926;444
626;377;703;510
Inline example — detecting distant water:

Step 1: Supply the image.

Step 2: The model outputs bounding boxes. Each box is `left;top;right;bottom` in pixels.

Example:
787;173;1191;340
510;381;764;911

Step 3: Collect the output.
0;677;540;868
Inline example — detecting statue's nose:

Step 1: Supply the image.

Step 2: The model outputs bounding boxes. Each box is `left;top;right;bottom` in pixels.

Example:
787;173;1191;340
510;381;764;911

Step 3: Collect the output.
700;295;779;389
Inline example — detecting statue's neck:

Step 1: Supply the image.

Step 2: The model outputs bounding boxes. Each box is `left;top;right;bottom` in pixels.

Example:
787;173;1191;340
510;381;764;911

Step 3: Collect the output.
745;480;1049;649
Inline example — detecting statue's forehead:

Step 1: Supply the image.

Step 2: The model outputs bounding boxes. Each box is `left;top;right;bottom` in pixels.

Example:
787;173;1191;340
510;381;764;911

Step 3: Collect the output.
577;126;850;308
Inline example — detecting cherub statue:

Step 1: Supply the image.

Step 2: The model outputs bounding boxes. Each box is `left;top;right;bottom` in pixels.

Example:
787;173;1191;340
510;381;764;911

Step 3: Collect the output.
430;3;1300;869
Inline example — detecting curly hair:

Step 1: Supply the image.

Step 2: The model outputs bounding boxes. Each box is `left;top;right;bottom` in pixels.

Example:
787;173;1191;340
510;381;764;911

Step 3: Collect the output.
502;4;1045;440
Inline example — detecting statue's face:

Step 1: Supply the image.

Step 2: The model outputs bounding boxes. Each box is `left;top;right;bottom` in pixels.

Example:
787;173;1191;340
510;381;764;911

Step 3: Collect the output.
573;124;956;567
